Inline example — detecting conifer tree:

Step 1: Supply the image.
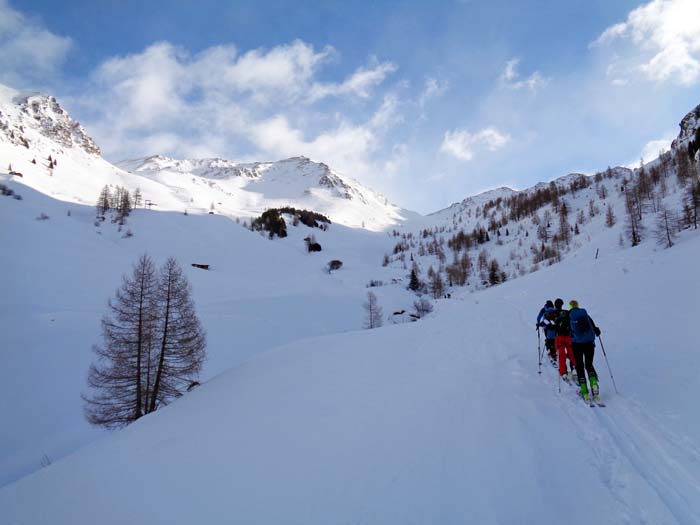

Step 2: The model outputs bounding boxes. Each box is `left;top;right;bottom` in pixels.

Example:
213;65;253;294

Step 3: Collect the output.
84;255;206;428
605;204;616;228
83;254;158;428
624;191;643;246
408;268;421;291
96;185;111;216
363;291;383;329
430;271;445;299
685;179;700;229
488;259;503;286
148;258;206;413
558;200;570;245
655;206;677;249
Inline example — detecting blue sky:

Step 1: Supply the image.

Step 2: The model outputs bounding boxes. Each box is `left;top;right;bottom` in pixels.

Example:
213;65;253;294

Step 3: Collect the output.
2;0;699;212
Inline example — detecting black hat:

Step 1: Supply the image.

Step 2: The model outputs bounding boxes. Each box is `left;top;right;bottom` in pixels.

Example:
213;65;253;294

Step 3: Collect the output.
554;298;564;309
545;300;554;308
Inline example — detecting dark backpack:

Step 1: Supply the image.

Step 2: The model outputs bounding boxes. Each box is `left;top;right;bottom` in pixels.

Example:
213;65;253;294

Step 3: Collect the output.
555;310;571;336
570;308;595;343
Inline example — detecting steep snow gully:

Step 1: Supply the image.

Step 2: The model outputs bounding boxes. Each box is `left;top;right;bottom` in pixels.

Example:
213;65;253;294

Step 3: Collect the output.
2;226;699;524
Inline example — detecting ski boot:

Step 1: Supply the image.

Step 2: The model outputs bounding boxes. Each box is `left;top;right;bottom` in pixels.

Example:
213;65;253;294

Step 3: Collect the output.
580;382;591;403
590;376;601;403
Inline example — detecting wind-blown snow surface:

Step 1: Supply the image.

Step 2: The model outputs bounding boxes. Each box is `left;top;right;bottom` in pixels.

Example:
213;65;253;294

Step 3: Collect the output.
2;220;699;524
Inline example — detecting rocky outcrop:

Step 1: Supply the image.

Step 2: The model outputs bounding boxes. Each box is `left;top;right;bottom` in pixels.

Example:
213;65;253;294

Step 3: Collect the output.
671;103;700;160
0;92;100;155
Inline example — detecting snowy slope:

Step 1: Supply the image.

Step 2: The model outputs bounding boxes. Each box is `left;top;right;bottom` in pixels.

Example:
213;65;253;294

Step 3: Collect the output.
2;222;699;524
0;176;417;487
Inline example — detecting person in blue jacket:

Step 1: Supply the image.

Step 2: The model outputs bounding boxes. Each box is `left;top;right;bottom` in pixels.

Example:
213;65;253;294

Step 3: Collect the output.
569;300;602;402
536;300;557;362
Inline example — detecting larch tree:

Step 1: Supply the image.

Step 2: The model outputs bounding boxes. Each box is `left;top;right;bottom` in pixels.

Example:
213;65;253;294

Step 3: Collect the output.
96;185;111;216
624;191;643;246
83;254;158;428
148;257;206;413
655;206;677;249
84;255;206;429
557;200;570;246
605;204;616;228
363;291;384;329
430;271;445;299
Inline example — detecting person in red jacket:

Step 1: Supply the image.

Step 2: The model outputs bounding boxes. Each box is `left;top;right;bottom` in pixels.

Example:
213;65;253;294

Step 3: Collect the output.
553;298;577;380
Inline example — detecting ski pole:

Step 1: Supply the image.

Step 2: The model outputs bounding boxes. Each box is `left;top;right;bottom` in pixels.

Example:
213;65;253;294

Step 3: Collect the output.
597;335;619;394
537;327;542;375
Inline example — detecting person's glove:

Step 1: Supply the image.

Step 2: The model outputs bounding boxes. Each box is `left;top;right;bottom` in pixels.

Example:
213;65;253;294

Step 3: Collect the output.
594;327;601;337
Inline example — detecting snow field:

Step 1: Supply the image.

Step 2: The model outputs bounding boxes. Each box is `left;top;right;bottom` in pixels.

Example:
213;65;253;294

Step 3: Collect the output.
2;206;699;524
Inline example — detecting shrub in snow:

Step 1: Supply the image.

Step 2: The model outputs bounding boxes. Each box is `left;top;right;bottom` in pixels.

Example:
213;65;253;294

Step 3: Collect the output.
327;260;343;273
413;297;433;318
39;453;51;469
0;183;21;199
36;213;49;221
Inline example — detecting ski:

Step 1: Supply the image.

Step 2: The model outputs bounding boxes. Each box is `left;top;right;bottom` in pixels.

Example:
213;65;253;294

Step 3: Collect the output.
593;396;606;407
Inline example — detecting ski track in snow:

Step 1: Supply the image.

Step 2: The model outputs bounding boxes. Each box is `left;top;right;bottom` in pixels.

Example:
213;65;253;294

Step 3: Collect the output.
507;293;700;525
539;349;700;525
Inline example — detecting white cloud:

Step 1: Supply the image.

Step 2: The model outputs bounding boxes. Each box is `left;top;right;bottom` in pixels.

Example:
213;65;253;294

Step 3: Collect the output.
440;127;510;161
419;77;449;107
641;137;673;162
500;58;548;92
309;60;397;101
77;39;401;182
623;134;675;167
592;0;700;86
0;0;72;87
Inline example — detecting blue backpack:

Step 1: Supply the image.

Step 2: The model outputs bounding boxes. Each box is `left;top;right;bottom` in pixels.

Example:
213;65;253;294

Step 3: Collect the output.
570;308;595;343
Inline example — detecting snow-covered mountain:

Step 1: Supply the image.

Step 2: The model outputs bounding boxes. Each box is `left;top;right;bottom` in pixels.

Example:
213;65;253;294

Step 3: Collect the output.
117;154;411;230
0;83;409;231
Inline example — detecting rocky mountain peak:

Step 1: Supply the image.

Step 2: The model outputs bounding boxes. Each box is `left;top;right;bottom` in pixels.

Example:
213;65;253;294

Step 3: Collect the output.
0;88;101;155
